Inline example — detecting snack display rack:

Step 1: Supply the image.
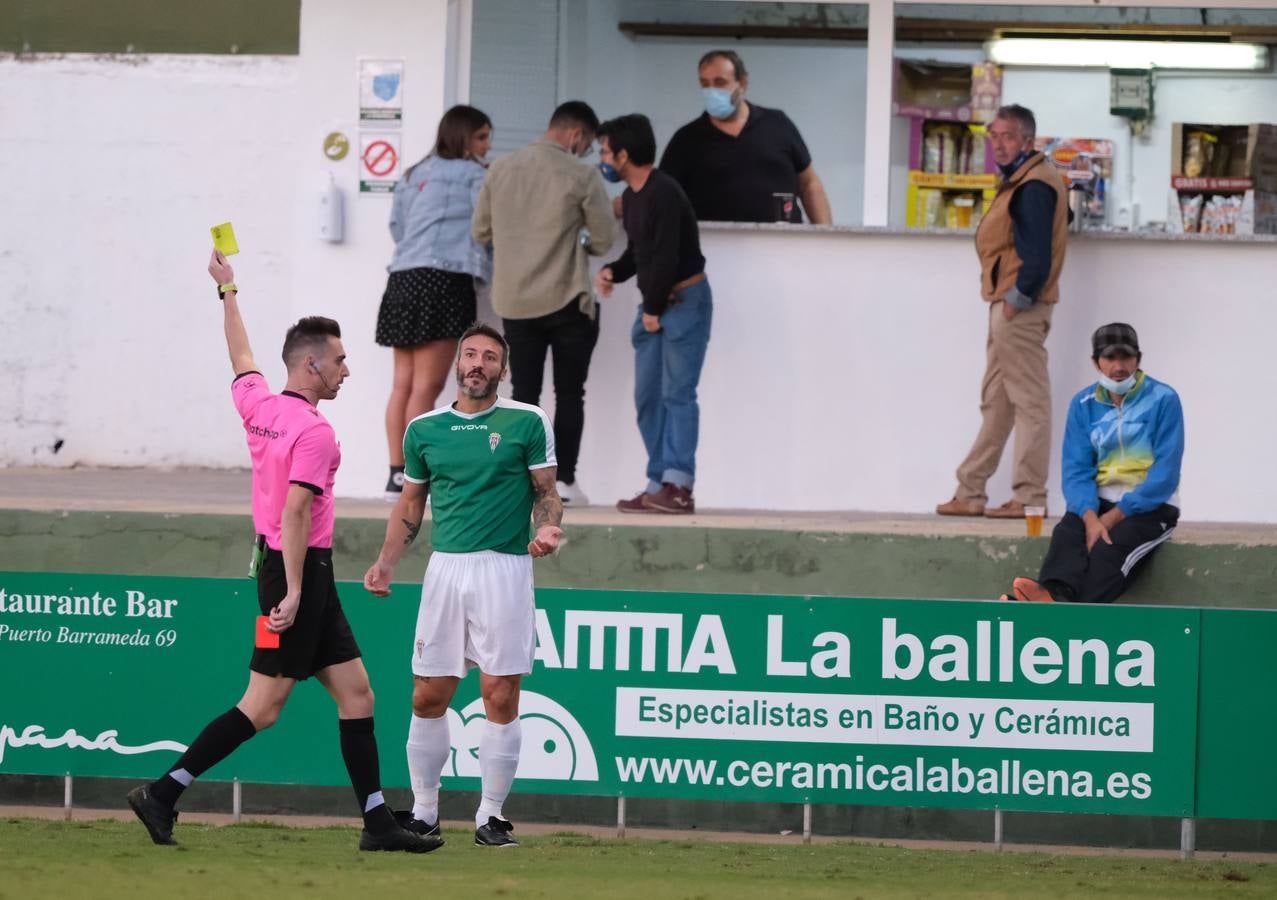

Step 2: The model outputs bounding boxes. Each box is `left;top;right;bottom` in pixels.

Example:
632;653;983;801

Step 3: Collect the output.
894;60;1002;229
1036;137;1115;230
1167;123;1277;235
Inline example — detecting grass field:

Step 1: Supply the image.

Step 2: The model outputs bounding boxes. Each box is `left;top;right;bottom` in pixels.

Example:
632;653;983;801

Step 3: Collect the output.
1;817;1273;899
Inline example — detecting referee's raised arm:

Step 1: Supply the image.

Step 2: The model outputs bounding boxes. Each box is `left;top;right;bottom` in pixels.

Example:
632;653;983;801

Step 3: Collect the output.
209;248;257;376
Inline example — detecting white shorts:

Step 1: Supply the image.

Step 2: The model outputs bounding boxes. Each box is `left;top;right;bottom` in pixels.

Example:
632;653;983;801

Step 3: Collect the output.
412;550;535;678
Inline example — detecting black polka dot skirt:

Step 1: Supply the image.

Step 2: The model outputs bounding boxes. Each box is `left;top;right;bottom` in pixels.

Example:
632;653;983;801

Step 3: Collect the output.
375;266;477;348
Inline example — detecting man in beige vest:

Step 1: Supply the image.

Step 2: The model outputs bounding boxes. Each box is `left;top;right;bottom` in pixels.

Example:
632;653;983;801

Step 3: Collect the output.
938;104;1068;519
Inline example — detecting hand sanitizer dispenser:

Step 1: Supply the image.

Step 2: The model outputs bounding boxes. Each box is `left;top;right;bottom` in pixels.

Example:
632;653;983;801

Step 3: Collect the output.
319;174;344;243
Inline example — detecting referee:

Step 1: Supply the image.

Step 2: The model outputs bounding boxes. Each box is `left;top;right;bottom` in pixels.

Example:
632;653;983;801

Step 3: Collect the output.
364;322;563;848
126;250;439;853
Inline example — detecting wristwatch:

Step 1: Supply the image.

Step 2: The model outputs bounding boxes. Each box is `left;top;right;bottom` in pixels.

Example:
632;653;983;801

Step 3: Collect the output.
217;282;238;298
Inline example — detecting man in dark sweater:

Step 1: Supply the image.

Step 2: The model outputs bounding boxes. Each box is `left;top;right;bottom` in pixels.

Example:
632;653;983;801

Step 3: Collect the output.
595;114;711;515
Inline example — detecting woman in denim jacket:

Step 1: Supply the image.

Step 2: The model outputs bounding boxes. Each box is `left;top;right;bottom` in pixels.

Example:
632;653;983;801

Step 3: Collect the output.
376;105;494;498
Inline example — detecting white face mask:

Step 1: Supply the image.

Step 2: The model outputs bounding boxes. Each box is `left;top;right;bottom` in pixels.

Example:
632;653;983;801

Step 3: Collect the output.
1098;372;1137;396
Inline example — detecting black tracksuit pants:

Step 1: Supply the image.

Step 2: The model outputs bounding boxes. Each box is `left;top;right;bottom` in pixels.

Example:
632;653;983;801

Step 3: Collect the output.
1038;500;1179;603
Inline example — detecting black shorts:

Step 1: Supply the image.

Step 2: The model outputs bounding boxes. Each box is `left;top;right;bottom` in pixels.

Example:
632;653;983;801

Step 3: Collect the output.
249;547;362;681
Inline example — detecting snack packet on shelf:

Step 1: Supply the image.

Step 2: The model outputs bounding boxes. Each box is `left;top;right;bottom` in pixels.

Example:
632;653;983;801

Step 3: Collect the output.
1179;194;1203;233
924;129;942;173
1184;130;1216;178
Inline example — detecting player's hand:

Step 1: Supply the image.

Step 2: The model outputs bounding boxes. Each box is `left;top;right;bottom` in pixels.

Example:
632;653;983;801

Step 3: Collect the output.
642;313;661;333
268;590;301;633
1083;511;1112;552
595;267;614;298
1001;301;1019;321
612;195;624;219
364;559;394;597
528;525;564;558
209;248;235;286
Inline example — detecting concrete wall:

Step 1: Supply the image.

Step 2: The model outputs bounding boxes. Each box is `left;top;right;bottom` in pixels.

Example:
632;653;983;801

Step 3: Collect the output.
0;53;302;468
3;508;1275;608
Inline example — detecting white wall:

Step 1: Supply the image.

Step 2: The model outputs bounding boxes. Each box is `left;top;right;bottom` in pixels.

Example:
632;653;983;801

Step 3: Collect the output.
0;54;302;467
289;0;452;501
586;228;1277;522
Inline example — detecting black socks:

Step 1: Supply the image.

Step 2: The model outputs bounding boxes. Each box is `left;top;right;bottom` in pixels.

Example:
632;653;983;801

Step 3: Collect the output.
150;706;257;807
340;717;396;834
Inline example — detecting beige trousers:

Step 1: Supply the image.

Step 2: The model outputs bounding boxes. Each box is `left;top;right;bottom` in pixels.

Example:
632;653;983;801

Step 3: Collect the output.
955;299;1053;507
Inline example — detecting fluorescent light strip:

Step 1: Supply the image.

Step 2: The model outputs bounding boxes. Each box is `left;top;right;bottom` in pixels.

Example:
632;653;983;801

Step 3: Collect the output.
985;38;1269;71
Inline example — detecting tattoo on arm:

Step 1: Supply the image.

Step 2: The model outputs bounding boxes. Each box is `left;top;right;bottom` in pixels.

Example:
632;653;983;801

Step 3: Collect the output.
401;518;421;546
531;470;563;530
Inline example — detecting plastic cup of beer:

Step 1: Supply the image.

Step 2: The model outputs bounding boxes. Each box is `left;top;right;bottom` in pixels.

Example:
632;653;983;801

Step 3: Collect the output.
1025;506;1046;537
954;196;975;228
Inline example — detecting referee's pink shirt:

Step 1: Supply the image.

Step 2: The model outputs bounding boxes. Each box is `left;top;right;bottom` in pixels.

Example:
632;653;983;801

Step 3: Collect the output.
232;372;339;550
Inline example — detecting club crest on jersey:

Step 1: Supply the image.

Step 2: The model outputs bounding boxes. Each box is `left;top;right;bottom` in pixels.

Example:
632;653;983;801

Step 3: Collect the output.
415;639;424;659
489;432;502;453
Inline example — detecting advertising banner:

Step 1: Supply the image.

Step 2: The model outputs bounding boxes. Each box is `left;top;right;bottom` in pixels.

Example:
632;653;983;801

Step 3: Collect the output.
0;574;1208;817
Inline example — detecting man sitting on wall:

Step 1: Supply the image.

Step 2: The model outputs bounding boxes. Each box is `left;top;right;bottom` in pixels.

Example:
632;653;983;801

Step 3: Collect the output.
1002;323;1184;604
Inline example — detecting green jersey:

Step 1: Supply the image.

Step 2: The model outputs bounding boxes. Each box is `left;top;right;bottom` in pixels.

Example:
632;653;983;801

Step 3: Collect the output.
403;397;556;555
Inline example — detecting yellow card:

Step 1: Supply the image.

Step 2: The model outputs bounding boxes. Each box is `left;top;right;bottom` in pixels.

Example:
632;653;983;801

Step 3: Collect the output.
210;222;240;256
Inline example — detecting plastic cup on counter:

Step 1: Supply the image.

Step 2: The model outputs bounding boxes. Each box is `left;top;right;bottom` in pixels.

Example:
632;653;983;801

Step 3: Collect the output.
953;197;976;228
772;192;796;222
1025;506;1046;537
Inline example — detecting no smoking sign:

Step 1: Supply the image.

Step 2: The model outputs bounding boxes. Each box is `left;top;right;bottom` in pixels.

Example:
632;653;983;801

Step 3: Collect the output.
359;132;401;194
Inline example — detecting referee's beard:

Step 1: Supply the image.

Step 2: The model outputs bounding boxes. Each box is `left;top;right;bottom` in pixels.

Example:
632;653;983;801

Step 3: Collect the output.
457;364;498;400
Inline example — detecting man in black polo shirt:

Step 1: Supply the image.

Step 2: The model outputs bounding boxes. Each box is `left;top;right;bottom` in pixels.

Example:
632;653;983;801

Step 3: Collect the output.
659;49;832;224
596;114;711;515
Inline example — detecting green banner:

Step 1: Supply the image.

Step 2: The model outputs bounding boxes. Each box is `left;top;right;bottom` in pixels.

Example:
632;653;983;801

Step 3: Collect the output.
1195;609;1277;820
0;572;1226;818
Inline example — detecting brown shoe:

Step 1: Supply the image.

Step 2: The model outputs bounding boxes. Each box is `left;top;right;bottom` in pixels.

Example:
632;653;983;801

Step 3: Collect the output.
984;500;1027;519
643;483;695;514
1012;577;1056;603
616;492;656;514
936;497;985;516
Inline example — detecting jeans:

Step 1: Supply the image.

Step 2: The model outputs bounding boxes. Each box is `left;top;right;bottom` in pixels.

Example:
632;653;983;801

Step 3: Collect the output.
630;278;713;491
503;300;599;484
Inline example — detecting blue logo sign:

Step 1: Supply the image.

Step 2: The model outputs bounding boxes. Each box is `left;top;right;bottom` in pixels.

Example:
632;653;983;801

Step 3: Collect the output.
372;73;400;103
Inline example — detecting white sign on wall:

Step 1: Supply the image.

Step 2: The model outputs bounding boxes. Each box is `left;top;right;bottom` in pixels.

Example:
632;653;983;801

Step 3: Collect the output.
359;59;404;124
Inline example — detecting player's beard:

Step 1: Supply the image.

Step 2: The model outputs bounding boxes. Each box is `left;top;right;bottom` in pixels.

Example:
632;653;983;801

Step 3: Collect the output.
457;365;497;400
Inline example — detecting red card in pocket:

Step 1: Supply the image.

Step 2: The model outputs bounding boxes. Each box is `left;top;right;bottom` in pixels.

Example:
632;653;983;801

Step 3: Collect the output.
255;615;280;649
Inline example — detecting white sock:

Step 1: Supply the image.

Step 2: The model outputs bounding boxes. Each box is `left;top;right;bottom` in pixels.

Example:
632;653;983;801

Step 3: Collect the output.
476;719;521;828
406;713;450;824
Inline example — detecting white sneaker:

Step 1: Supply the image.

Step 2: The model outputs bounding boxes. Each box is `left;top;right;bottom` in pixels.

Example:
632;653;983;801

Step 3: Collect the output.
557;480;589;506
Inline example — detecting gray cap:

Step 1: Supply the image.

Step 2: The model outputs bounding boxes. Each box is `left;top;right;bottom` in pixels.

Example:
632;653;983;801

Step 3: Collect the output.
1092;322;1140;358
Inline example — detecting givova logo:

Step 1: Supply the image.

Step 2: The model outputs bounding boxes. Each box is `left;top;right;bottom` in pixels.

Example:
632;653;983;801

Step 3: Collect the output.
445;691;598;781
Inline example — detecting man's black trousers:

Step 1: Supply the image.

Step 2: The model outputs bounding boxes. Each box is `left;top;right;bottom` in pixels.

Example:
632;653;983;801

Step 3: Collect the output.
503;300;599;484
1039;500;1179;603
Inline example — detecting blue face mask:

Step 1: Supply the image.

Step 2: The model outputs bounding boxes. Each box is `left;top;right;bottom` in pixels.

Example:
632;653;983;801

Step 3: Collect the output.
702;87;738;120
598;161;622;183
1098;372;1137;396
